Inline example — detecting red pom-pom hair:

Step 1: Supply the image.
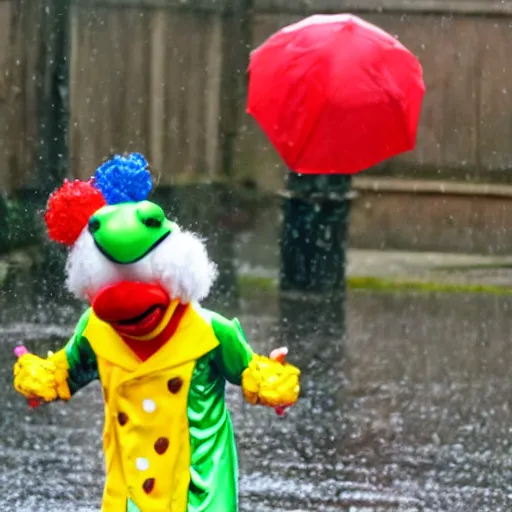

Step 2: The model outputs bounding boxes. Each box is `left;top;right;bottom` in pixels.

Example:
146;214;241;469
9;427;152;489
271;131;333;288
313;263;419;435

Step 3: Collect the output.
44;179;107;245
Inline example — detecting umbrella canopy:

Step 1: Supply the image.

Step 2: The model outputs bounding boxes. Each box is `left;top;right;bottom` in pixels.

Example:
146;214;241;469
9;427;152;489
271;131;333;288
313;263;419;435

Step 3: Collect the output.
246;14;426;175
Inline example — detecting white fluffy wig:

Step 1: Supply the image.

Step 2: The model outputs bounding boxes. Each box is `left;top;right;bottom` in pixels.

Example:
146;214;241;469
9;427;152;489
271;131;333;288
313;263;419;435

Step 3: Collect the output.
66;227;218;304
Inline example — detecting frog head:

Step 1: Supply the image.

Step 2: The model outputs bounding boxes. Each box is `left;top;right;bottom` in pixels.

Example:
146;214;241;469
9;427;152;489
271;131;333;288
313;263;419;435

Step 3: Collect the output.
44;153;217;336
87;200;177;265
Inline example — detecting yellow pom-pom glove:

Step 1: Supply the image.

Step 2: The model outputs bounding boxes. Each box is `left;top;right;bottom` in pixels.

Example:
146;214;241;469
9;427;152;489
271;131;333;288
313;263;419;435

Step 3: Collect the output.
13;349;71;403
242;347;300;414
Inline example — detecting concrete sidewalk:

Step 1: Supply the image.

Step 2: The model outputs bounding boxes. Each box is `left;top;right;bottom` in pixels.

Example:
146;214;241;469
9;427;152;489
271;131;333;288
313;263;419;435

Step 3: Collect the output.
347;249;512;288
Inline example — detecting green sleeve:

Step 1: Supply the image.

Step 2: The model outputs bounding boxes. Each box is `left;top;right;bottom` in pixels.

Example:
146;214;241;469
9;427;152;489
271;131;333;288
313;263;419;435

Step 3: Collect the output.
201;309;254;385
64;308;99;395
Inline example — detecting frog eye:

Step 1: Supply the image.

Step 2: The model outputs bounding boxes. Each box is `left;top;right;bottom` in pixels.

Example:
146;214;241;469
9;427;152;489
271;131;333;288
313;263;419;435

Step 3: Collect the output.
142;217;162;228
136;201;165;228
88;217;101;234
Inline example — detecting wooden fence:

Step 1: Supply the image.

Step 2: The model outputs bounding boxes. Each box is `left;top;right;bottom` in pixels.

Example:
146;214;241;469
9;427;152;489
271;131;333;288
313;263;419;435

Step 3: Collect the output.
2;0;512;192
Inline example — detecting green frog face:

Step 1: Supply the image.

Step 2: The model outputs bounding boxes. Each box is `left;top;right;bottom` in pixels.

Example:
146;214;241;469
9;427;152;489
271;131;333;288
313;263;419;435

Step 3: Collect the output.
88;201;179;264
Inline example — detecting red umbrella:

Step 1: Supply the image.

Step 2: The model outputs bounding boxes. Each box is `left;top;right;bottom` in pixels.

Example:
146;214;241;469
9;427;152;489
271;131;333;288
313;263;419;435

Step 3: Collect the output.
246;14;425;175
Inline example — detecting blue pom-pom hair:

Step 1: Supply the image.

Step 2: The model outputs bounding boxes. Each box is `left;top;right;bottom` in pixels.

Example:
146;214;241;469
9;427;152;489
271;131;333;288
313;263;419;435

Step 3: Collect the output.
92;152;153;205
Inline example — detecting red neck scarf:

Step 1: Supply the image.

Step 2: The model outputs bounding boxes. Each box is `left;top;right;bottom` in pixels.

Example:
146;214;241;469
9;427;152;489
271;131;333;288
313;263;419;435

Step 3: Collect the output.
119;303;188;362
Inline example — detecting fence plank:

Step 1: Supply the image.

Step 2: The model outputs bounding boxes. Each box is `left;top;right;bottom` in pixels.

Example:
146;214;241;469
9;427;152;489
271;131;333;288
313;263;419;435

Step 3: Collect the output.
0;1;13;191
478;20;512;172
148;11;166;179
0;0;47;192
204;15;223;178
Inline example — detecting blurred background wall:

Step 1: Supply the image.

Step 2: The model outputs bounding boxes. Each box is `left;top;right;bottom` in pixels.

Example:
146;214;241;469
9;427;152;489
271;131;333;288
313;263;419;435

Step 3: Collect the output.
1;0;512;253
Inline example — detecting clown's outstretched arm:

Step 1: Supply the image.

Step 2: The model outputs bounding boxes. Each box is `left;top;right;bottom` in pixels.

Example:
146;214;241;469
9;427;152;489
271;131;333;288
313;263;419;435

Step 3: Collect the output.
13;308;99;404
206;310;301;410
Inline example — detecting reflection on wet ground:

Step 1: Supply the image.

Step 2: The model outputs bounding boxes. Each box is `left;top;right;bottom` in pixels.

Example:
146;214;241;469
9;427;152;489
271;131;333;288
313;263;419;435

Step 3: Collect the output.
1;287;512;511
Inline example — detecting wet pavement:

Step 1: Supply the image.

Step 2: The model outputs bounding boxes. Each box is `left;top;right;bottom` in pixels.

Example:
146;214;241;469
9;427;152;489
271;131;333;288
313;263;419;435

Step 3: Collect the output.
1;287;512;512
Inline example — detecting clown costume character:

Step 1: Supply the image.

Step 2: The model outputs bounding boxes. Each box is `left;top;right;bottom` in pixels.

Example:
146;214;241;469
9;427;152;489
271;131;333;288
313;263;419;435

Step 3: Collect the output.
13;153;301;512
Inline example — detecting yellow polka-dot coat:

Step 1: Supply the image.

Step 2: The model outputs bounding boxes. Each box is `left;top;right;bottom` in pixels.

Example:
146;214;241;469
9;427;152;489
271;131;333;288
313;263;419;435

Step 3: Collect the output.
65;301;254;512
